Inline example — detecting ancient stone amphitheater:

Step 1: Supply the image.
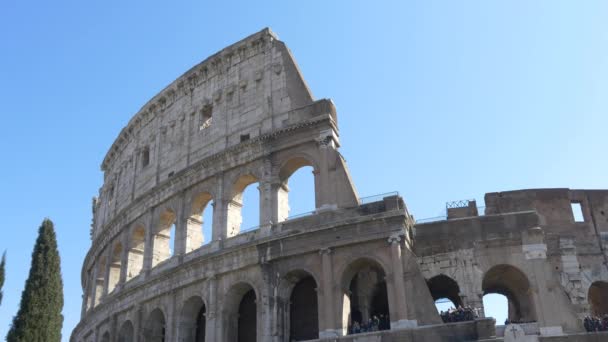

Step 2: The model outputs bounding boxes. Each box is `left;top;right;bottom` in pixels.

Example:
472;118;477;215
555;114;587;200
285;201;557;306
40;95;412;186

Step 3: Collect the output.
71;29;608;342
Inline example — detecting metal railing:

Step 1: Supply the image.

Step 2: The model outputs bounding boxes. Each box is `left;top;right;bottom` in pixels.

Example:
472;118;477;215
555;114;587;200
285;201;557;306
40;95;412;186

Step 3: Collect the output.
234;191;402;233
359;191;399;205
416;205;486;224
446;199;475;209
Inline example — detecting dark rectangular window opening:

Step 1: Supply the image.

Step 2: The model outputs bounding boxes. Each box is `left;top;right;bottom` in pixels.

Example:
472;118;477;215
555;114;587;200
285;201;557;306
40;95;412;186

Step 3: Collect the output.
571;202;585;222
141;147;150;168
240;134;250;142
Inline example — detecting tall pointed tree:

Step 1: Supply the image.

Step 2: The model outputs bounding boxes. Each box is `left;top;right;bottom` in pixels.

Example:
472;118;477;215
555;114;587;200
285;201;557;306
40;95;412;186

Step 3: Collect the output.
7;219;64;342
0;251;5;306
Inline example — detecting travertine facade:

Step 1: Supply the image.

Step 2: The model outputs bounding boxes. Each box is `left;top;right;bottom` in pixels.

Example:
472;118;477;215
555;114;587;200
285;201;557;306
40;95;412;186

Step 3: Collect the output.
71;29;608;342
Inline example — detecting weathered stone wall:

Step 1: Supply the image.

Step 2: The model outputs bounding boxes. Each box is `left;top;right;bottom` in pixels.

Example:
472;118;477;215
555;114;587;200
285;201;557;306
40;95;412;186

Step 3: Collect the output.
72;29;608;342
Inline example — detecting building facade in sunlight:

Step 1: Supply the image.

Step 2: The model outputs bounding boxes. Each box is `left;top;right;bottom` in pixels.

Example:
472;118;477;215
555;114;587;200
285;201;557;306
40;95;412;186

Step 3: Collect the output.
71;29;608;342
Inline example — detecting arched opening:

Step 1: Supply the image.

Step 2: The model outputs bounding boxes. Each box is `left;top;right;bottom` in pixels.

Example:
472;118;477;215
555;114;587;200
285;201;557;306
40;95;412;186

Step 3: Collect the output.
100;332;110;342
188;192;214;251
127;225;145;280
152;209;176;267
225;283;257;342
144;308;167;342
239;290;257;342
179;296;206;342
107;241;122;293
289;274;319;341
227;175;260;237
482;265;536;323
588;281;608;316
483;293;508;325
278;157;316;222
93;256;107;306
426;274;463;314
118;320;134;342
342;259;390;334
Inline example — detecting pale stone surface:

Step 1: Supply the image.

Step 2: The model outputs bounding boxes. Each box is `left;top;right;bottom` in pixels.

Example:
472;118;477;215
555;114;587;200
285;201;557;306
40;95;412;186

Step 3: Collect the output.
71;29;608;342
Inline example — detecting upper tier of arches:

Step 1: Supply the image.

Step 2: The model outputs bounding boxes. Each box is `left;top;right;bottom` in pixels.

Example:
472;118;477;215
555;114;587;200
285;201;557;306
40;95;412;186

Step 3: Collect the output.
92;27;321;240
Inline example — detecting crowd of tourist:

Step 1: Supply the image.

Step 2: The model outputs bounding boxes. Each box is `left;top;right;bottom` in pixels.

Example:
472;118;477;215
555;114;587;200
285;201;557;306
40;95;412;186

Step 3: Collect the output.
439;306;478;323
347;315;390;335
584;315;608;332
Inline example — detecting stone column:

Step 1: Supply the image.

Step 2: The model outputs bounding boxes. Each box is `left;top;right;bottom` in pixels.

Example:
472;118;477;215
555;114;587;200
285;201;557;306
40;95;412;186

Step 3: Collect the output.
142;208;155;275
133;304;143;342
81;286;88;319
102;247;112;298
173;193;187;258
205;276;219;341
260;276;274;342
388;235;417;329
118;231;129;287
212;174;228;246
259;180;275;225
259;158;276;227
110;313;118;342
318;248;339;338
166;291;177;341
316;138;334;211
523;227;565;336
89;267;98;309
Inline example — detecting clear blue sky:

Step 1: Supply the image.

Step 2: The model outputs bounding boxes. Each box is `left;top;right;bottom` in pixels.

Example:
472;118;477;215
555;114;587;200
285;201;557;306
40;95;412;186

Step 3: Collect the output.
1;1;607;340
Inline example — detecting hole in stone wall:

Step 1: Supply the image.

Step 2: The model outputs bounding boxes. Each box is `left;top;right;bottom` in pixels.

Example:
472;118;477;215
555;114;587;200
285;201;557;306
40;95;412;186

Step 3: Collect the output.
277;157;316;222
483;293;508;325
284;166;315;220
240;134;250;142
141;146;150;168
228;174;260;237
199;105;212;130
482;264;536;324
571;202;585;222
240;182;260;232
169;223;176;256
589;281;608;316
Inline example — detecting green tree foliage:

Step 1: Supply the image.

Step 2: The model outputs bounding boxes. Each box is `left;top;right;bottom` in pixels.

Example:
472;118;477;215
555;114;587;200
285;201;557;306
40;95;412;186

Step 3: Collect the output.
0;251;5;306
7;219;64;342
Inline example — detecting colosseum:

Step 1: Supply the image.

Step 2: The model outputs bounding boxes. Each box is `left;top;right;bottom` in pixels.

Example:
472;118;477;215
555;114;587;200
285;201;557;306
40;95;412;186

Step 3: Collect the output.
71;28;608;342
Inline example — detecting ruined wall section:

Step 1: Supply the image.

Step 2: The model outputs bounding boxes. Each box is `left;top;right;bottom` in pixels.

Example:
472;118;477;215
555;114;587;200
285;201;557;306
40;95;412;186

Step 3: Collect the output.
93;28;315;237
485;189;608;277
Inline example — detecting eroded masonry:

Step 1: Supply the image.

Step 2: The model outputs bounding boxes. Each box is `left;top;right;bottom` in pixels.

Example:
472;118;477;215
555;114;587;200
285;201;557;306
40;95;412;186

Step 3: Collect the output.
71;29;608;342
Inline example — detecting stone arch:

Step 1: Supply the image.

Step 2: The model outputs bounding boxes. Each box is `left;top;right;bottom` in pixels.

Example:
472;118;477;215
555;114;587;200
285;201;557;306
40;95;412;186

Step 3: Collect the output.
179;295;207;342
427;274;463;308
276;155;318;222
283;269;319;341
107;241;123;293
187;191;214;251
482;264;536;322
100;331;110;342
224;282;258;342
127;224;145;280
227;174;260;237
588;281;608;316
117;320;134;342
144;308;167;342
340;258;391;333
152;208;176;267
278;154;318;181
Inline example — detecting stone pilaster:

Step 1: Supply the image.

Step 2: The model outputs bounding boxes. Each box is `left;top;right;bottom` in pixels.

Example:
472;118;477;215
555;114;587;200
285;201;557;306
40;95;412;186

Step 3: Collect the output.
318;248;339;338
388;234;417;329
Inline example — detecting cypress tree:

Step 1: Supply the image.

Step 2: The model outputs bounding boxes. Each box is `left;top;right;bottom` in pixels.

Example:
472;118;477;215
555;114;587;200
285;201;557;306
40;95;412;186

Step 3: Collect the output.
0;251;5;306
7;219;64;342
